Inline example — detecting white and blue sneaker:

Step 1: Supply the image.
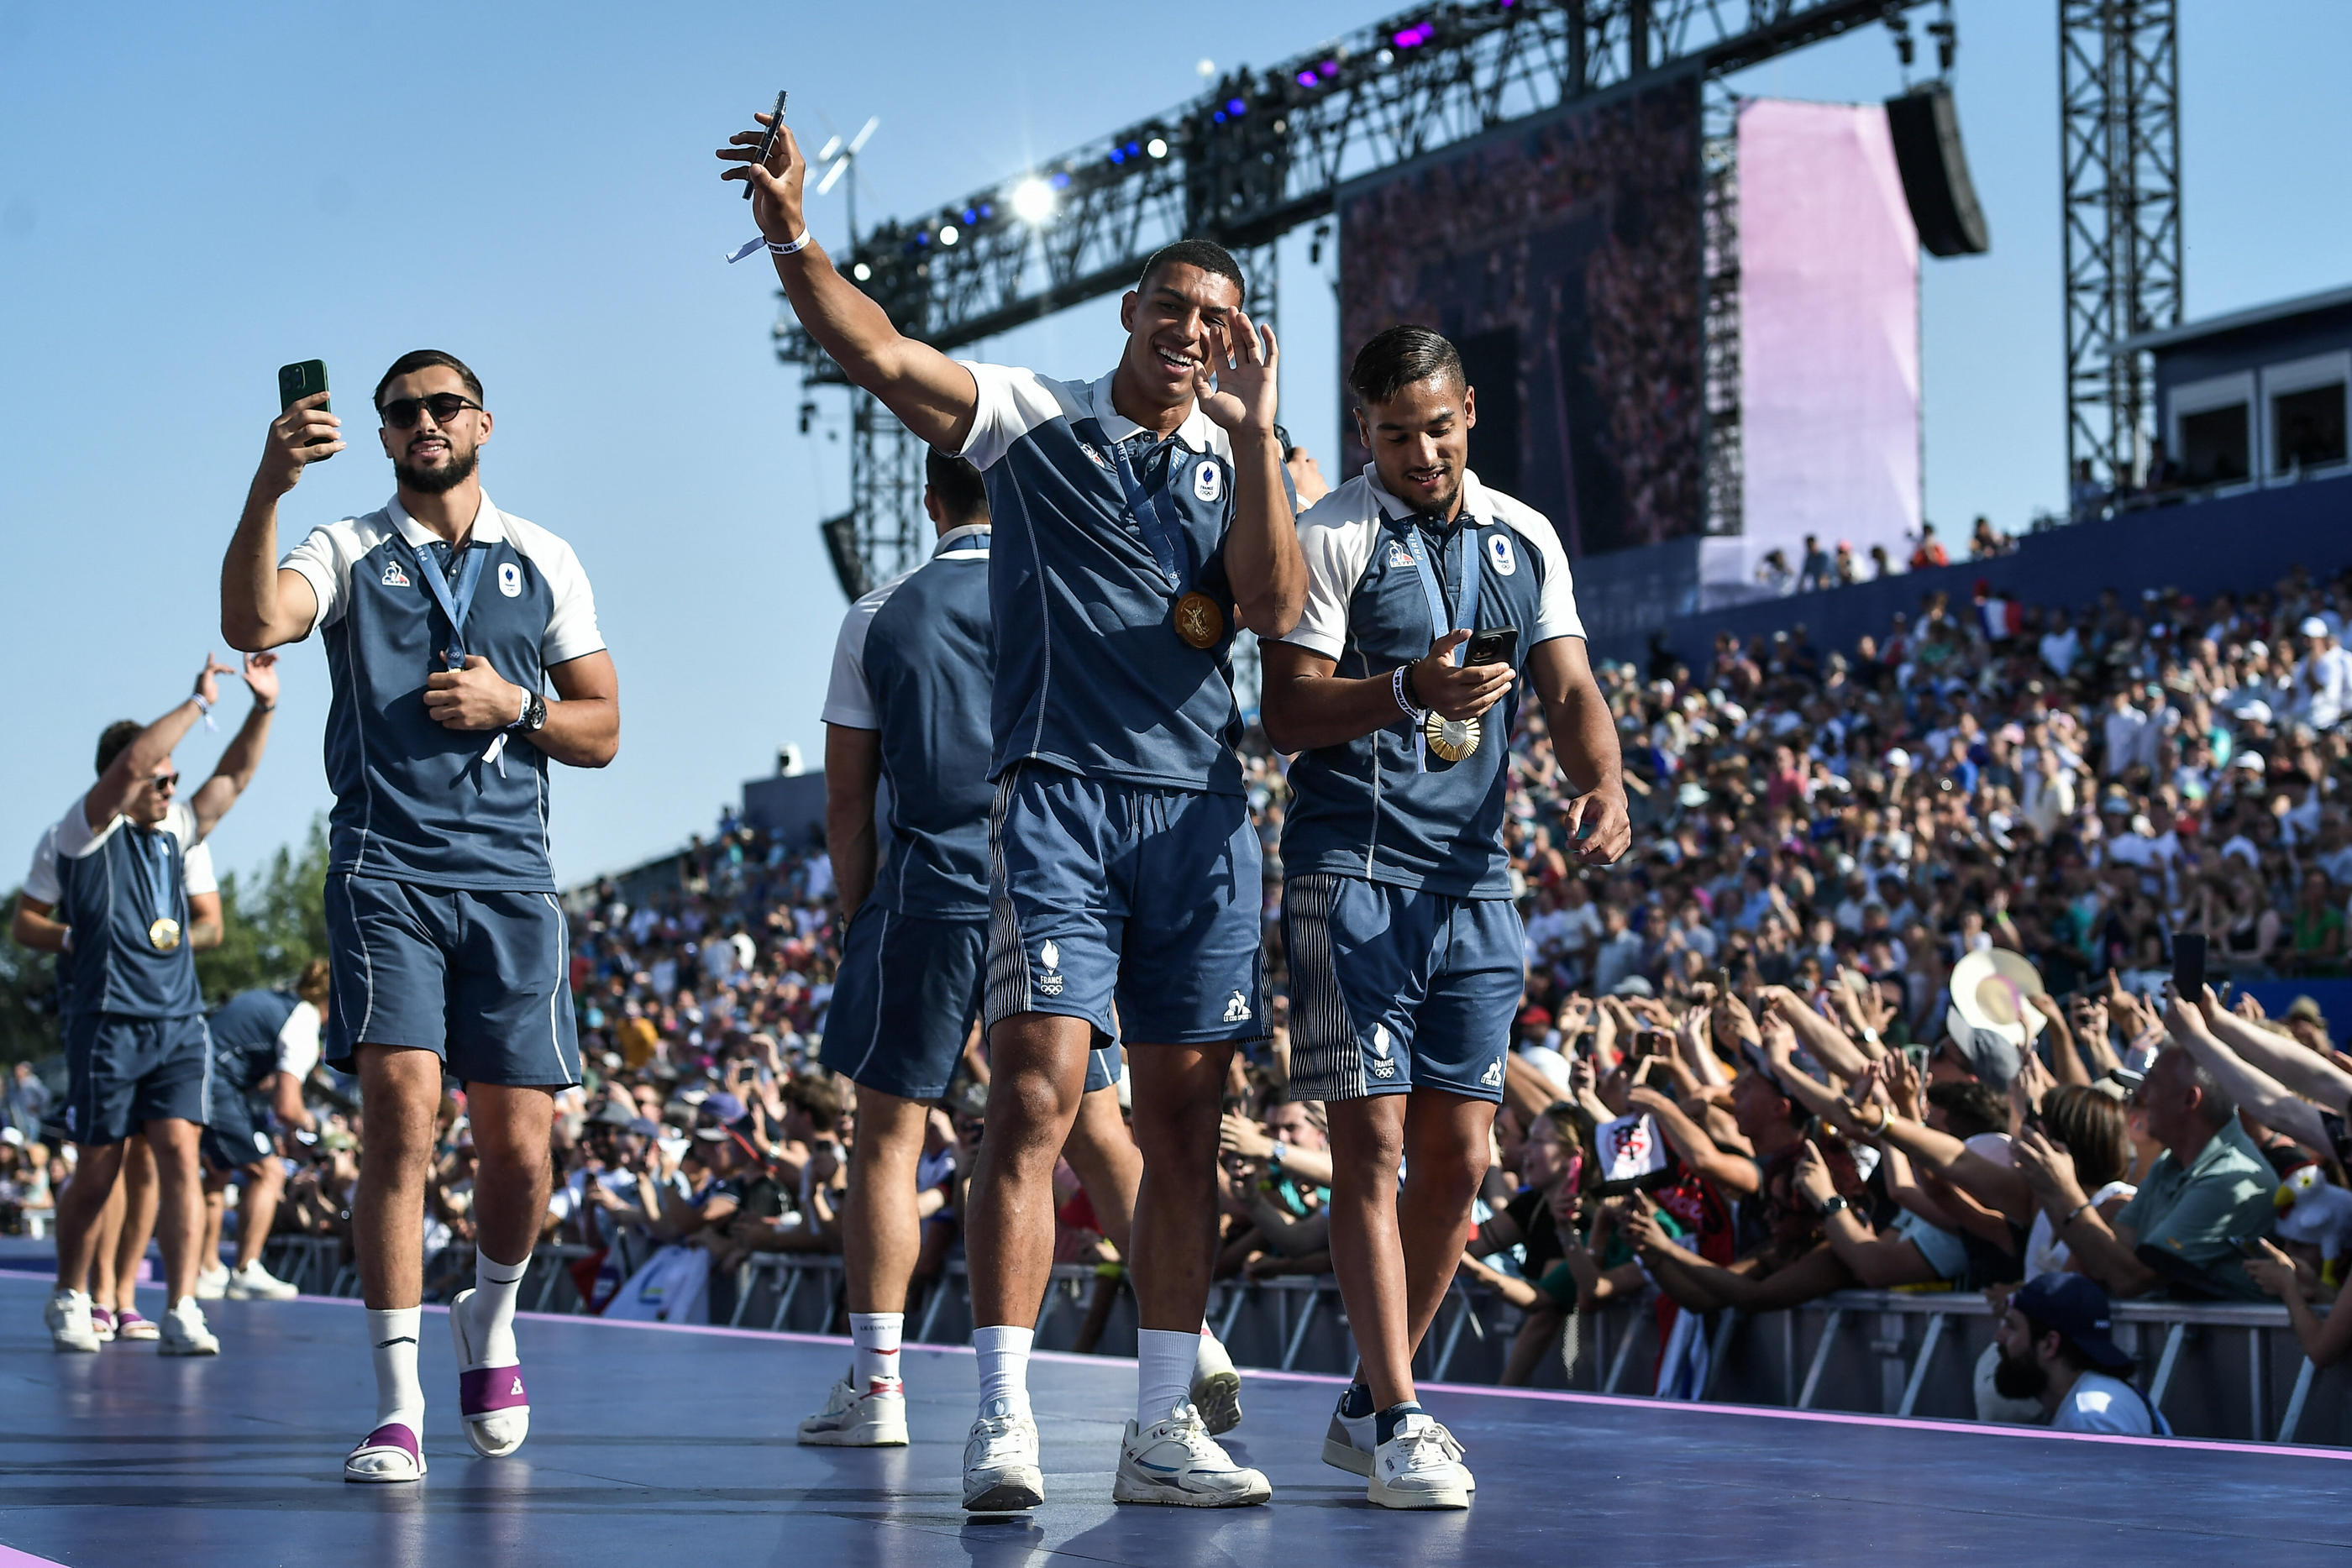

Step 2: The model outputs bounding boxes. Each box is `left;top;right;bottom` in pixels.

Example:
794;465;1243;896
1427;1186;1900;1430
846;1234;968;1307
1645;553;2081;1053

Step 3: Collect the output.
962;1398;1043;1513
1325;1387;1473;1491
1113;1399;1271;1508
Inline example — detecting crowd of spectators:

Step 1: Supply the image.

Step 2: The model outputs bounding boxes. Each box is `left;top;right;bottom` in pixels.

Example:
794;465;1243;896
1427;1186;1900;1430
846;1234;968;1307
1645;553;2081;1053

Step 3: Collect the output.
18;558;2352;1430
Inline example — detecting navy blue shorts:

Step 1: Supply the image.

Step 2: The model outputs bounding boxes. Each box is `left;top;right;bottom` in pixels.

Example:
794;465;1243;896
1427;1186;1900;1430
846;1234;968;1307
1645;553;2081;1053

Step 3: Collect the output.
62;1011;213;1145
1281;874;1523;1103
325;874;580;1087
984;763;1265;1048
823;906;1123;1099
201;1104;275;1176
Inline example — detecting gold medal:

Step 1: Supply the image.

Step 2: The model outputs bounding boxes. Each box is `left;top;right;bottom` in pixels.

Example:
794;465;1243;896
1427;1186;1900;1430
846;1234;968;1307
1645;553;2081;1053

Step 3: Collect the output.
1173;591;1224;650
148;917;182;952
1421;711;1480;763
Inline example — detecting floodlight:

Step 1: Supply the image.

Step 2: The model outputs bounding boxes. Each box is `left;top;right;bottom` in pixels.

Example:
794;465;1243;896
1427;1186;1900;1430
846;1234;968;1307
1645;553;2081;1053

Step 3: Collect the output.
1011;177;1056;224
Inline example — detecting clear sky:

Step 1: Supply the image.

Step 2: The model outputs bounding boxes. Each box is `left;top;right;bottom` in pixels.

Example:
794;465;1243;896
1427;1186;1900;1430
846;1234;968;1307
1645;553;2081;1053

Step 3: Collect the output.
3;1;2346;891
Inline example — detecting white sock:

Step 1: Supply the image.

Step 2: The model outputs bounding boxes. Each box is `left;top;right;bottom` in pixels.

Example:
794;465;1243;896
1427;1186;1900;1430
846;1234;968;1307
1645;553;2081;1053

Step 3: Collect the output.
368;1308;425;1432
973;1324;1033;1420
468;1251;528;1366
852;1311;904;1388
1137;1328;1198;1429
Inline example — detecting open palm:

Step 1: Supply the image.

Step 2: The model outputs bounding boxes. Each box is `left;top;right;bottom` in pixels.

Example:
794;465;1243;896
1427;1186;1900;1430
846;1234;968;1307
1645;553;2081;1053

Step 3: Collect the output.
1194;310;1278;435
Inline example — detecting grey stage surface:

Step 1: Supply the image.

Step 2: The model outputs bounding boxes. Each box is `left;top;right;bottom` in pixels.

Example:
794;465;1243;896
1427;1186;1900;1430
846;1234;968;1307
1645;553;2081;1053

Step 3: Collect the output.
0;1273;2344;1565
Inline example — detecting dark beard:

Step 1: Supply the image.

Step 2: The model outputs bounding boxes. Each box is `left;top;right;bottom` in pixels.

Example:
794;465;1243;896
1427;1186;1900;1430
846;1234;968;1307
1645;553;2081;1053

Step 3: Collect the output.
1991;1349;2048;1402
395;443;479;496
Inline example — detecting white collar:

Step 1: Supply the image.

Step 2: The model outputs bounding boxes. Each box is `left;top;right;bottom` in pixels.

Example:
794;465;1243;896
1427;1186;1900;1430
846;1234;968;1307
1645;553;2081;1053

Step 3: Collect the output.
934;523;991;556
1087;370;1217;454
387;492;503;550
1360;464;1494;528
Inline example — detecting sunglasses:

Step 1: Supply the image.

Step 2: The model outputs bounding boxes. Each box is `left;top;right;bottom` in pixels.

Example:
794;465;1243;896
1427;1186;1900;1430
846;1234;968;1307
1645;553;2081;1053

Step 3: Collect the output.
380;393;484;429
146;772;180;791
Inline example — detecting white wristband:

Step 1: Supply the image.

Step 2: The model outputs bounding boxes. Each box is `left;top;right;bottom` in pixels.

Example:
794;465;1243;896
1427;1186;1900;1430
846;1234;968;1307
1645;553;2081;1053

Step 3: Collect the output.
725;230;812;265
1393;664;1422;719
768;231;812;254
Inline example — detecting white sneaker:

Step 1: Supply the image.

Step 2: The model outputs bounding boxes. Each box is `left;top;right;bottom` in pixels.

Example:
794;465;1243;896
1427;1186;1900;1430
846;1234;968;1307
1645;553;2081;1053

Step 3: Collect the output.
1324;1391;1473;1490
1368;1412;1471;1510
962;1398;1043;1513
799;1373;910;1446
160;1298;221;1356
194;1265;230;1301
1189;1333;1243;1436
46;1290;100;1353
225;1261;299;1300
1112;1400;1272;1508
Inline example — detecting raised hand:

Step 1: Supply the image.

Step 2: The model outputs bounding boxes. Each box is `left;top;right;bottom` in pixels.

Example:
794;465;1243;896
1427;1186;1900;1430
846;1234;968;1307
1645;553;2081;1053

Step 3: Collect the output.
1194;309;1278;436
717;110;808;247
241;651;281;708
255;392;344;496
193;653;235;706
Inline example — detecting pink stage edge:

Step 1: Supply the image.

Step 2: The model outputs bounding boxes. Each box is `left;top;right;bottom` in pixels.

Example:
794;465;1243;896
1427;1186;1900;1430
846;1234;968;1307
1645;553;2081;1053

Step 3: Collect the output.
282;1294;2351;1469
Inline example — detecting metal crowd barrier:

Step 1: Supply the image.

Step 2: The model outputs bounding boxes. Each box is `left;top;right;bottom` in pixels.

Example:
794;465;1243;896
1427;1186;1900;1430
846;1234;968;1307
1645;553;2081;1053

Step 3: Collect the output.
259;1236;597;1314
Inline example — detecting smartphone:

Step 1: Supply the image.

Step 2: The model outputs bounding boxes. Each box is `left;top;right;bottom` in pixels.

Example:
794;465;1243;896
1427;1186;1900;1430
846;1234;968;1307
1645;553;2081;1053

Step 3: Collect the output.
277;360;333;447
2173;932;2208;999
1465;627;1519;668
744;88;790;200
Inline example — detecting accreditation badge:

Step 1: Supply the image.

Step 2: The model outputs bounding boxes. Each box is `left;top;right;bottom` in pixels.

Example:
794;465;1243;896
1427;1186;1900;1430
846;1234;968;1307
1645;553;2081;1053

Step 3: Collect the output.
148;918;182;952
1421;711;1480;763
1174;591;1224;650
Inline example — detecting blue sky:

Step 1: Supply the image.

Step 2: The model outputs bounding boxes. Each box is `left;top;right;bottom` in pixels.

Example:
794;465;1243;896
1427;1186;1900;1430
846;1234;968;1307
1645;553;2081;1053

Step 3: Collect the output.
3;1;2346;889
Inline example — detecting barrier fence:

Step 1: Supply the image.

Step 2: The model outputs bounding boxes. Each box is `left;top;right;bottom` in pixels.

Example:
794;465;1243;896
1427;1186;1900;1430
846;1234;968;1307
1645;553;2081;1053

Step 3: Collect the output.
263;1237;2344;1448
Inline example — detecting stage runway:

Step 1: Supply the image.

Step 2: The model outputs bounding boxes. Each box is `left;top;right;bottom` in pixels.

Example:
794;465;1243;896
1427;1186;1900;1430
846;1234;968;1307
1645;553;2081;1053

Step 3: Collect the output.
0;1272;2342;1565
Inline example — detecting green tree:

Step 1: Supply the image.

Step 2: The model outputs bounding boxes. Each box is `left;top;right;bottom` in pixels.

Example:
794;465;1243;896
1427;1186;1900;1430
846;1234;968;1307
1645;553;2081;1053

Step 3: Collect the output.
0;816;329;1067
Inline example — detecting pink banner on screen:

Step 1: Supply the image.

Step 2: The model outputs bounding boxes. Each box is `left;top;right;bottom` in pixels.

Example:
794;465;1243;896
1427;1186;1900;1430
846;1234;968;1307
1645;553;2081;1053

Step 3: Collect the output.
1738;97;1921;572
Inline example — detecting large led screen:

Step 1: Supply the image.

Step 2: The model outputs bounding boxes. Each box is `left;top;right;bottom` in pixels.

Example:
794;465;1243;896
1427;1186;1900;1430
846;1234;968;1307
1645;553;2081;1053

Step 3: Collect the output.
1337;76;1703;557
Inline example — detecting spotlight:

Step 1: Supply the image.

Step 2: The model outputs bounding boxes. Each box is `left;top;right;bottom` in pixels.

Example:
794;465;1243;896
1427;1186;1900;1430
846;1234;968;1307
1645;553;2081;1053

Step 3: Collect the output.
852;260;872;281
1146;136;1168;159
1011;177;1056;224
939;223;960;245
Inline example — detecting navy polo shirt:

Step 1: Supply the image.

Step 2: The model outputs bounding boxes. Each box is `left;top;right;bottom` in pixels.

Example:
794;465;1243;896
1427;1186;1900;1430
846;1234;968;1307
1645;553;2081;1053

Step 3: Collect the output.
207;987;323;1093
821;524;995;920
25;797;217;1020
1278;466;1585;898
957;364;1294;798
280;494;605;892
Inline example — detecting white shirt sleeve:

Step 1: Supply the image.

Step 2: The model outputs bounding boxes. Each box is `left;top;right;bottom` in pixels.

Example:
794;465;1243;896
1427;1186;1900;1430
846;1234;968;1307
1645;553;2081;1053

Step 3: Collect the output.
276;1000;323;1080
1513;510;1586;645
503;514;607;668
50;794;102;863
181;840;219;899
23;824;61;905
280;517;371;637
1279;489;1379;661
821;579;900;730
955;362;1076;473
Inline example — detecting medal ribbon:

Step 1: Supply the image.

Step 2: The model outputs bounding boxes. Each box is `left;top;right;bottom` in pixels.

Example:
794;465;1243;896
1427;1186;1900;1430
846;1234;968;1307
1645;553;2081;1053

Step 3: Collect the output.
1397;511;1481;771
134;824;179;941
1106;438;1197;599
405;537;513;779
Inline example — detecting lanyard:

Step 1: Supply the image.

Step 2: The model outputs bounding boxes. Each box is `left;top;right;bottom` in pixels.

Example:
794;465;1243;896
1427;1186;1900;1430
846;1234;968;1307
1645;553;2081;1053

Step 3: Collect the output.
405;538;487;667
132;824;177;928
1397;512;1480;771
1106;438;1195;599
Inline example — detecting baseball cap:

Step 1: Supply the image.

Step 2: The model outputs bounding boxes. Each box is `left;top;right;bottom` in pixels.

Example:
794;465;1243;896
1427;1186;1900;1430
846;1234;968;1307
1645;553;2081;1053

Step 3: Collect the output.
1942;1025;2024;1093
2011;1273;2133;1371
2286;995;2326;1024
590;1099;636;1130
700;1091;748;1125
2300;616;2330;638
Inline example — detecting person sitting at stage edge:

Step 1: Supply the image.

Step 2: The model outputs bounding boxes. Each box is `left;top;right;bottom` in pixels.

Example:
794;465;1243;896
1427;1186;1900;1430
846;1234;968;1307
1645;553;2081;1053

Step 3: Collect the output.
1991;1273;2168;1435
2013;1040;2276;1301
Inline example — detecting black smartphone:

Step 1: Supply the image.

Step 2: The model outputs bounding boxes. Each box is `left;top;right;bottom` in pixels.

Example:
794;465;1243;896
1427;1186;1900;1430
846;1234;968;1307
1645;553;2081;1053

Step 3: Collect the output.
277;360;333;446
1465;627;1519;668
2173;932;2208;999
744;88;789;200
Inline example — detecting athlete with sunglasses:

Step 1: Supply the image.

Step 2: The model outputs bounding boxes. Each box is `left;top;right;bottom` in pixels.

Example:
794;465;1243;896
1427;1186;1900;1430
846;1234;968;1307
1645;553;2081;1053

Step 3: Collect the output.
15;650;279;1357
220;349;622;1483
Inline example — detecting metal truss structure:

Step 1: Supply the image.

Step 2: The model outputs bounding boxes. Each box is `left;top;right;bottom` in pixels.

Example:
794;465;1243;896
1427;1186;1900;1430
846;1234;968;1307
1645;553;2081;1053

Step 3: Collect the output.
2060;0;2181;495
787;0;1945;590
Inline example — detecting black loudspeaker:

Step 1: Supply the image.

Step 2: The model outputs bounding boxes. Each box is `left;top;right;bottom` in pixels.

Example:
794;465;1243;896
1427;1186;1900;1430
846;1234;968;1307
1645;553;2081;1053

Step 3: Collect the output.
1884;84;1990;257
820;511;871;601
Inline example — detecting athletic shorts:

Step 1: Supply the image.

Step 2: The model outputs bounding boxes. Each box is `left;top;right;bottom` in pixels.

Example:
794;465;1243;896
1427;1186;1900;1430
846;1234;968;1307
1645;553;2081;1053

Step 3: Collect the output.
985;763;1266;1048
823;906;1121;1098
325;874;580;1088
201;1120;276;1176
1282;873;1523;1103
62;1011;213;1146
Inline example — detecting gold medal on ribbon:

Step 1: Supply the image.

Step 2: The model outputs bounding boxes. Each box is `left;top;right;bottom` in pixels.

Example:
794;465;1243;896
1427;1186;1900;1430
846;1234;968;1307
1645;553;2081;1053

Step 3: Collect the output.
1173;591;1224;650
148;917;182;952
1421;711;1480;763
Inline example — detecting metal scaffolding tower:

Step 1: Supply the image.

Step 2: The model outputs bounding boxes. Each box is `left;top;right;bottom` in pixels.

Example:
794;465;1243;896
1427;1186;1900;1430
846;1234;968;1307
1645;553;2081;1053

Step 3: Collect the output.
2059;0;2182;497
782;0;1938;591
